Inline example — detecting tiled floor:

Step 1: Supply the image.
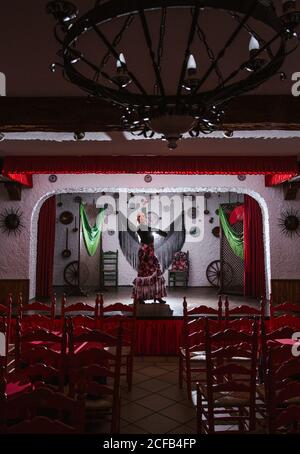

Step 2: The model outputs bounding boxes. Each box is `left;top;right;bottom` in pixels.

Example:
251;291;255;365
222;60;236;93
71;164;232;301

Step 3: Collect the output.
86;355;266;435
119;356;197;435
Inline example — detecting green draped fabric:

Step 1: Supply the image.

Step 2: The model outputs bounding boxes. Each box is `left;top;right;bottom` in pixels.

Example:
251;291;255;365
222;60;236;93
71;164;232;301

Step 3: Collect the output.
80;203;105;256
219;205;244;259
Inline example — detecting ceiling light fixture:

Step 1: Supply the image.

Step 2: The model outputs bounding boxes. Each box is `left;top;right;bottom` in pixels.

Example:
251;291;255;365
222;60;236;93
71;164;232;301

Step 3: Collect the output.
47;0;300;149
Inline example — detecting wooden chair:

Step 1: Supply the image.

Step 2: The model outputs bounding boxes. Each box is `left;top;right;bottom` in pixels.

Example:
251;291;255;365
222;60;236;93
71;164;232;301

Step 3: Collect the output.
99;294;137;391
168;251;189;287
67;319;122;433
0;386;85;434
179;296;222;400
195;321;258;433
61;294;99;331
18;293;56;332
0;294;12;369
101;251;119;287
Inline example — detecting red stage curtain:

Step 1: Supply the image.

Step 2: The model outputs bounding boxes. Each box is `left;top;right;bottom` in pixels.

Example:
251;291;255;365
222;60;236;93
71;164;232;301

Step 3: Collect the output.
2;155;298;176
36;196;56;298
135;320;183;355
265;173;297;187
244;195;266;299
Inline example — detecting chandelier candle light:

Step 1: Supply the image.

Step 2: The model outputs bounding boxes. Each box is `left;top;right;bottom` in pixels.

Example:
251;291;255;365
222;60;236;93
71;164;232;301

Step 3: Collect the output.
47;0;300;149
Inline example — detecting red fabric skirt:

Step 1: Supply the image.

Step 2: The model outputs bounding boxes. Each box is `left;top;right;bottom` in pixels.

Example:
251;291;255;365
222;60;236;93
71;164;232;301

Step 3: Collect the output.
132;243;167;300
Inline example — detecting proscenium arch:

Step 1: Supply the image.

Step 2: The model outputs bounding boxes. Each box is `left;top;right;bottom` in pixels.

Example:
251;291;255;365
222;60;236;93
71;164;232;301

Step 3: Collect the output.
29;185;271;300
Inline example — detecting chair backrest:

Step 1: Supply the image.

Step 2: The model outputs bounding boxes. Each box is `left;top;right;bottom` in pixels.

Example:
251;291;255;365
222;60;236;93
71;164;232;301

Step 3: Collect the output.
205;321;258;405
264;343;294;368
19;345;66;382
183;296;222;320
99;295;137;346
15;317;67;369
170;251;189;272
20;363;65;391
182;297;223;352
224;296;265;319
68;317;122;354
224;317;257;333
17;293;56;327
61;294;99;328
1;386;84;433
270;297;300;330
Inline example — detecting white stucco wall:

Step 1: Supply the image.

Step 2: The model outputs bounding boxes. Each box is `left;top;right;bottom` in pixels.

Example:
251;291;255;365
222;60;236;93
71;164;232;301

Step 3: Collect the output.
0;173;299;298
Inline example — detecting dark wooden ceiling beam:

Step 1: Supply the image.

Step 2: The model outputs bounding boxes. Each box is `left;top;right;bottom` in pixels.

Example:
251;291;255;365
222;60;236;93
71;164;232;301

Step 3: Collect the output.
0;95;299;132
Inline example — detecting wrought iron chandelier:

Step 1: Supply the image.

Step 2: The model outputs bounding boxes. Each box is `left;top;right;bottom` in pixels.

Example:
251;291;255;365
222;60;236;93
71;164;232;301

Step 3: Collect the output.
47;0;300;149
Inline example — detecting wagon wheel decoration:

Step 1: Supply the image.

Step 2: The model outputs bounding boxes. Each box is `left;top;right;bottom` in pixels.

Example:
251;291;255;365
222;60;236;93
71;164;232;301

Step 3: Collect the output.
63;261;89;287
206;260;233;288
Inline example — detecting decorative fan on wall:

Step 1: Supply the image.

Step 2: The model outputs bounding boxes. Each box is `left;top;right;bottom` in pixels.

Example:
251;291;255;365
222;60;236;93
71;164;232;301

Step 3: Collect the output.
278;207;300;238
0;207;25;236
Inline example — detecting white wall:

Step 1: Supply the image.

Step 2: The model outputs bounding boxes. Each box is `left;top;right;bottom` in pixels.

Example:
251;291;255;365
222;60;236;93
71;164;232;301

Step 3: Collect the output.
0;173;299;298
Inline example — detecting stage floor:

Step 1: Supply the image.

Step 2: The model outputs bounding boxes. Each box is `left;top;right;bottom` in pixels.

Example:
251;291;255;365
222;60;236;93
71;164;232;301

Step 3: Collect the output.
52;286;259;317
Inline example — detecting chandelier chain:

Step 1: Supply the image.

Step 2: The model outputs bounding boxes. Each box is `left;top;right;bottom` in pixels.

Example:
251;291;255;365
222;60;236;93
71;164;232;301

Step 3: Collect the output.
228;11;274;59
191;0;259;96
94;14;134;82
157;8;167;71
193;14;224;88
155;6;167;93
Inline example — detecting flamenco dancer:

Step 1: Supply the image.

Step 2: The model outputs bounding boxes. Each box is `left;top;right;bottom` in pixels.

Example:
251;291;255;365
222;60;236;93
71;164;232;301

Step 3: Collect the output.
132;213;167;305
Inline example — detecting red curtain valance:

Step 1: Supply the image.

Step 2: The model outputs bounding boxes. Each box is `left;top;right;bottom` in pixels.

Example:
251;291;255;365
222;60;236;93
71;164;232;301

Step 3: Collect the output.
2;155;298;179
4;172;33;188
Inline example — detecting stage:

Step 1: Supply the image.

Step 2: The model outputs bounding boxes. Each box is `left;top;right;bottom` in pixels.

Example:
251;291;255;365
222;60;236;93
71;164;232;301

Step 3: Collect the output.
51;286;259;318
9;286;261;356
